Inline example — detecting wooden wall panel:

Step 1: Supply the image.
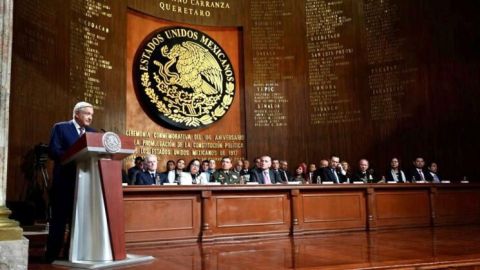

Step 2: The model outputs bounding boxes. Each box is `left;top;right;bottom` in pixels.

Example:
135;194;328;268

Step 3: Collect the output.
8;0;126;202
128;0;244;27
435;189;480;225
203;191;291;240
299;191;367;232
375;190;431;228
242;0;308;163
124;195;201;244
216;196;287;227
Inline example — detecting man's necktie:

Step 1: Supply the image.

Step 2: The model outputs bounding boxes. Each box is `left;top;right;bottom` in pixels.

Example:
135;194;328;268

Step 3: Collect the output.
263;170;271;184
332;169;339;183
418;169;425;180
79;127;85;135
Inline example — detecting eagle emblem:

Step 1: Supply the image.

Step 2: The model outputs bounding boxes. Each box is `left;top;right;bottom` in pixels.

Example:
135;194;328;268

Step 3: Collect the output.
133;26;236;130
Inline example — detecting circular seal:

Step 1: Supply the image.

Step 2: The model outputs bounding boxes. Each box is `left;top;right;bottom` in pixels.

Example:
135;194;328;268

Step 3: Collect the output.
132;26;236;130
102;132;122;153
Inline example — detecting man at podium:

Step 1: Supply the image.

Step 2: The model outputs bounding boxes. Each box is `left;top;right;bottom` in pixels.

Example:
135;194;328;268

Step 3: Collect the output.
45;101;95;263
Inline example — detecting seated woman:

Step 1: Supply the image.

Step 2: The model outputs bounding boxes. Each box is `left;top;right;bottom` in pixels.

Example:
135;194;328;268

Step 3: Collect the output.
428;162;441;183
167;158;191;184
385;157;407;183
291;163;307;184
188;159;209;184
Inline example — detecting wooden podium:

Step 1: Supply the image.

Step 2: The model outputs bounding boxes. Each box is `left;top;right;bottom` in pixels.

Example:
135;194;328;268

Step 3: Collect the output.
54;132;153;269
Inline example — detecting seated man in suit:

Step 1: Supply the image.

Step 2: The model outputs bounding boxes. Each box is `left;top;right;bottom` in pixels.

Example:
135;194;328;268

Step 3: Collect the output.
408;157;433;182
271;158;282;180
136;154;161;185
353;159;376;183
233;159;243;174
211;156;241;184
307;163;317;183
250;155;283;184
240;159;251;175
320;155;347;184
428;162;441;183
279;160;292;182
313;159;329;183
127;156;144;185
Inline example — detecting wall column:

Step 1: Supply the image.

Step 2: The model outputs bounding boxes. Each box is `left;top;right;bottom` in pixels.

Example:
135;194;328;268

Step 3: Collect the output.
0;0;29;267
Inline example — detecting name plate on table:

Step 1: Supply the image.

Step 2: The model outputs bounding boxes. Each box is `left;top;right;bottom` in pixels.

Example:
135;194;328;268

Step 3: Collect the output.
461;180;470;184
387;181;397;184
163;183;178;186
353;181;364;184
441;180;451;184
288;181;301;185
208;182;222;185
322;181;334;185
415;180;427;184
246;182;259;185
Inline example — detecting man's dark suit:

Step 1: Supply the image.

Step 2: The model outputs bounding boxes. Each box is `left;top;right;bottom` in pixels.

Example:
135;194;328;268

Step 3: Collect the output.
321;167;346;183
313;168;328;183
250;168;283;184
127;166;143;185
240;169;251;176
353;171;376;183
408;168;433;182
136;171;160;185
278;170;292;182
46;120;95;261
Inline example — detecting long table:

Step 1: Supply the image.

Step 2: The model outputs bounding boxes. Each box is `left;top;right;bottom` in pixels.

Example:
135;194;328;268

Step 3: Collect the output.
123;184;480;246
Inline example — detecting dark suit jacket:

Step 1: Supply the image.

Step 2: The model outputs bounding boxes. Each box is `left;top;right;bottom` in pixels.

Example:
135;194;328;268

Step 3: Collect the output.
352;171;376;183
278;170;292;182
312;168;325;183
49;120;96;198
240;169;251;176
127;166;143;185
250;168;282;184
136;171;160;185
408;168;433;182
385;169;408;183
321;167;347;183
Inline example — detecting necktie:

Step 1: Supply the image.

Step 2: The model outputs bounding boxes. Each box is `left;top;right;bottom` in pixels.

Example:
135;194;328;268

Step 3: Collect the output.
263;170;271;184
79;127;85;135
332;169;339;183
418;169;425;180
151;173;155;180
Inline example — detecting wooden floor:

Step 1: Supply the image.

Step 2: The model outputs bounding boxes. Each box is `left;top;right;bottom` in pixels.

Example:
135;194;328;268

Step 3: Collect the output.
28;225;480;269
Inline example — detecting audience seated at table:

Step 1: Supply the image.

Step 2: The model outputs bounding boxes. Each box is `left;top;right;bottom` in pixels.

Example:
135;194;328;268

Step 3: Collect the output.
128;154;449;186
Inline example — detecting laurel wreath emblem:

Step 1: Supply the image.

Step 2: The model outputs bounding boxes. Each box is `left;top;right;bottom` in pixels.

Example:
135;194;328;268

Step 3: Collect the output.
134;28;236;130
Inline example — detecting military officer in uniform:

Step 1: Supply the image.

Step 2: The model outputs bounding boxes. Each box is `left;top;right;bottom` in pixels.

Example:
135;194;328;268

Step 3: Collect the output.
211;156;240;184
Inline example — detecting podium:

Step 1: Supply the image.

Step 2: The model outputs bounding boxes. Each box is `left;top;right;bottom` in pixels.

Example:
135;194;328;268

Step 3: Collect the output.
53;132;153;269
